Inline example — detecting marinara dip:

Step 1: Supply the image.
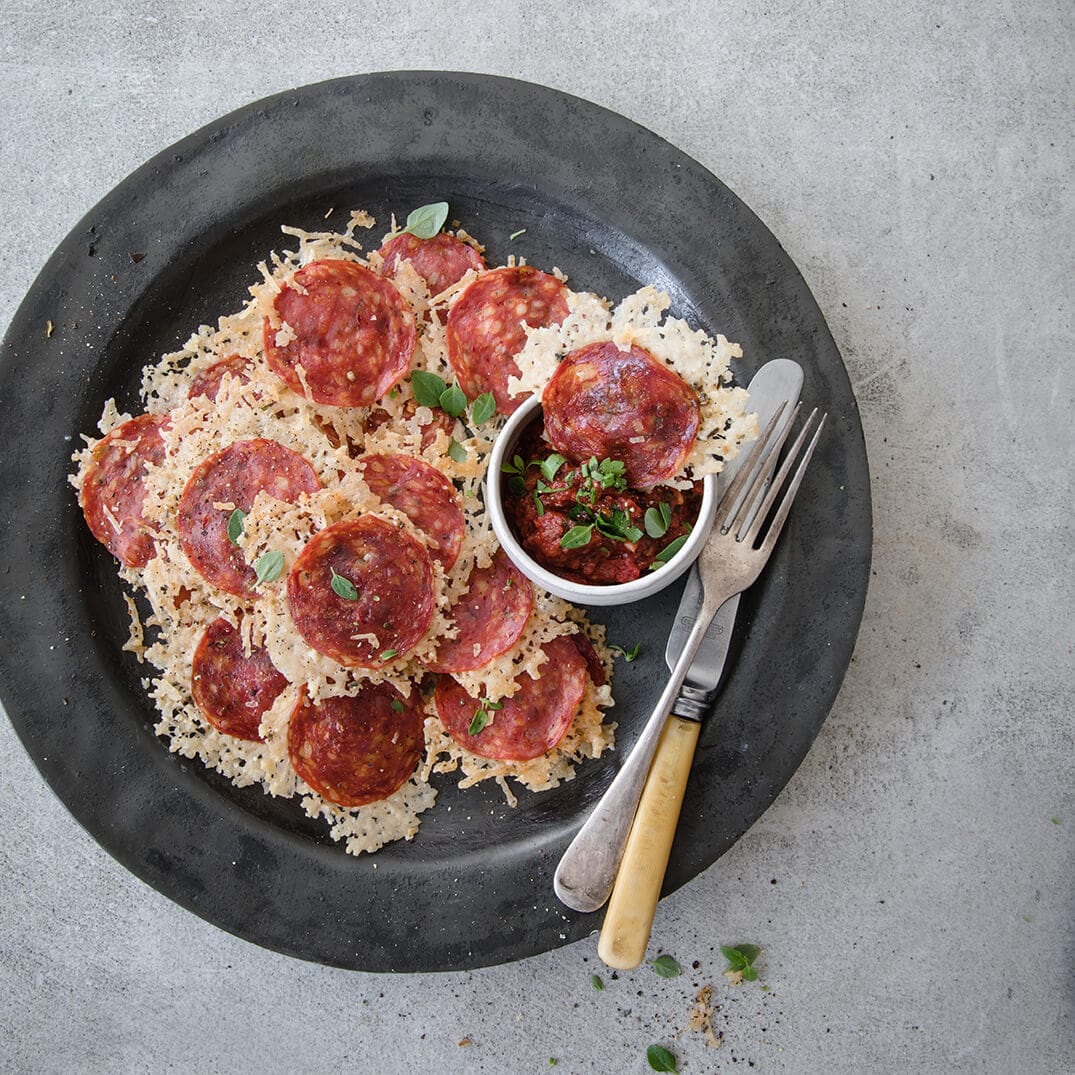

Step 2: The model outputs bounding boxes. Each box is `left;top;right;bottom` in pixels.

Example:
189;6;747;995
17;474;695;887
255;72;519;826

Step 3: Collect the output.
503;420;702;586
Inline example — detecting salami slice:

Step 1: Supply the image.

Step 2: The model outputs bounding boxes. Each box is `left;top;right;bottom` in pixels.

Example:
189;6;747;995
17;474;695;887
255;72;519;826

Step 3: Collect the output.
288;683;424;807
80;413;167;568
188;354;252;401
287;516;435;668
426;549;533;673
191;617;286;742
542;342;701;488
264;259;417;407
434;636;587;761
357;453;465;569
378;232;484;298
446;265;569;415
177;439;321;596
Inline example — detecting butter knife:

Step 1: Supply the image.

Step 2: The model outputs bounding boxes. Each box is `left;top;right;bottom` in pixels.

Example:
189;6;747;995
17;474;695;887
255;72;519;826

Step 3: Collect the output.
554;359;802;917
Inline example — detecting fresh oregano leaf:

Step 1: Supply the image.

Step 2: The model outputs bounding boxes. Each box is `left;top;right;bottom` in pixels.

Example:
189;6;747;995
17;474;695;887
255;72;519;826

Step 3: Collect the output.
648;534;688;570
540;453;566;483
380;649;399;660
646;1045;678;1073
448;438;467;463
560;524;594;549
411;370;448;408
439;382;468;418
400;201;449;240
330;567;358;600
609;642;642;662
226;508;246;545
468;708;491;735
591;974;604;991
470;392;497;425
644;504;670;539
253;549;284;584
649;954;682;978
390;698;405;713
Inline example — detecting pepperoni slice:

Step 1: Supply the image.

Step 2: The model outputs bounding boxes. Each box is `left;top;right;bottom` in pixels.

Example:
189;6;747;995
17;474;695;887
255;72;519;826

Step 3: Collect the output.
287;517;435;668
446;265;569;415
177;439;321;596
542;342;701;488
357;453;464;569
264;259;416;407
426;549;533;673
434;636;587;761
188;354;252;401
378;232;484;298
191;617;286;742
288;683;424;807
80;413;167;568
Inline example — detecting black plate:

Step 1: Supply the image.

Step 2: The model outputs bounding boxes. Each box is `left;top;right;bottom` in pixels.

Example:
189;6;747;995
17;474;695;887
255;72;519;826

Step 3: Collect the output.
0;72;871;971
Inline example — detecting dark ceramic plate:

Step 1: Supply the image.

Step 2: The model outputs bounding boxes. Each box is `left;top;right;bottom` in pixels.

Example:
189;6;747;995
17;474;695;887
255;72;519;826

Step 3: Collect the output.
0;72;871;971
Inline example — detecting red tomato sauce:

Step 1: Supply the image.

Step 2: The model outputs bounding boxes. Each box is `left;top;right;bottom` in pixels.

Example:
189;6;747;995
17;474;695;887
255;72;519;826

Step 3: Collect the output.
503;421;702;585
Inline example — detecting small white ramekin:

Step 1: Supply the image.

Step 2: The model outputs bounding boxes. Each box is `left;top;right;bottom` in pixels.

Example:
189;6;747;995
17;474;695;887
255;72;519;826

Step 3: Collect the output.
486;396;716;606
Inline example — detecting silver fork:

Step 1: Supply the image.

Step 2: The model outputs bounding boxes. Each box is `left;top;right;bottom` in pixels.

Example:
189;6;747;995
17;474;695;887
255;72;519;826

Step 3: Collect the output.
554;404;828;913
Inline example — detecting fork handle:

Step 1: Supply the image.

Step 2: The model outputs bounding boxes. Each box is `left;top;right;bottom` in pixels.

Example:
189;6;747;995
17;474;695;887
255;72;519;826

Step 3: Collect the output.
597;715;700;969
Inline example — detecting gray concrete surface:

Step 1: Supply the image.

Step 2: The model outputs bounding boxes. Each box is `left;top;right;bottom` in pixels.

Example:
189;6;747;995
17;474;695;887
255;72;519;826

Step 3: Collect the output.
1;1;1071;1071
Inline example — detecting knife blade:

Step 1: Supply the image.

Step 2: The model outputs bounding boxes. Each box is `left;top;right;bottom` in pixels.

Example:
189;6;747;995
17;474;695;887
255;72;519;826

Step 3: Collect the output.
664;359;803;704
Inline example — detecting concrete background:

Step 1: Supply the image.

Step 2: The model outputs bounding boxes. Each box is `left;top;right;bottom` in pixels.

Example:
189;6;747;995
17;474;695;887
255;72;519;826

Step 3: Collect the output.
1;2;1071;1071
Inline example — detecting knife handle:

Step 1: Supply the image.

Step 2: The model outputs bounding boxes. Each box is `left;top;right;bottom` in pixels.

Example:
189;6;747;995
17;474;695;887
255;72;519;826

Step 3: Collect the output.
597;715;700;970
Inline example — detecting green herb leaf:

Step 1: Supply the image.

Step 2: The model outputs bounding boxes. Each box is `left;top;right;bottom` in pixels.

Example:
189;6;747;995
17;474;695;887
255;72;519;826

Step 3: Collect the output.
483;698;503;711
549;1061;558;1068
448;438;468;463
468;708;491;735
470;391;497;426
411;369;448;407
509;228;527;240
540;453;567;483
501;454;526;476
721;943;761;981
649;954;682;978
439;381;468;418
591;973;604;991
594;509;643;544
646;1045;678;1073
560;524;594;549
330;567;358;600
594;458;627;490
609;642;642;662
226;508;246;545
380;649;399;660
644;504;671;539
720;945;747;970
533;490;546;516
508;475;527;497
400;201;449;240
648;535;689;570
253;549;284;584
390;698;405;713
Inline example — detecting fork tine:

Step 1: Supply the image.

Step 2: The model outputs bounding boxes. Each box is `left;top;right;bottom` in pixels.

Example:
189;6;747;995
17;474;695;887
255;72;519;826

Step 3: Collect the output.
728;402;802;538
756;412;827;553
716;401;788;532
740;408;821;545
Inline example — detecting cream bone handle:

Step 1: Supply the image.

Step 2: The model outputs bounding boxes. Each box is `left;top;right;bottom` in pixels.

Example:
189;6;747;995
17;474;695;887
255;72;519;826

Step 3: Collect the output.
597;714;701;969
